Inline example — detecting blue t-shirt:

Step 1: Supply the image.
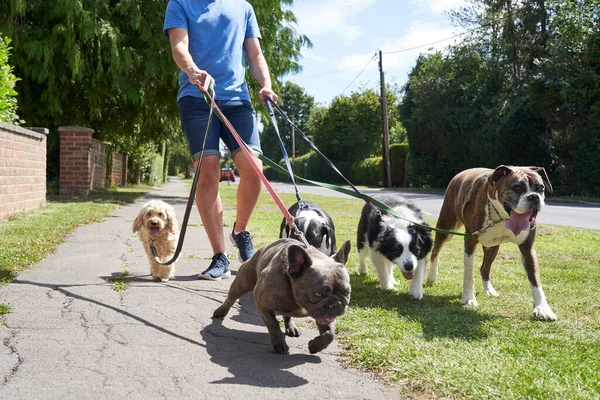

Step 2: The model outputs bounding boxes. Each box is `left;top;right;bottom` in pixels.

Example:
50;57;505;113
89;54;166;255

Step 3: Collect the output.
163;0;261;101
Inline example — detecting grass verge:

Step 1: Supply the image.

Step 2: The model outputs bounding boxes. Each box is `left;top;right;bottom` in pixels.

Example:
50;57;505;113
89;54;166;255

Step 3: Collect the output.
217;183;600;399
0;185;152;283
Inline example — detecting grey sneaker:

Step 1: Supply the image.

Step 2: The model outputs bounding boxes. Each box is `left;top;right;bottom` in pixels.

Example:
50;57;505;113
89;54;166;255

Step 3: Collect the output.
198;253;231;281
230;222;256;262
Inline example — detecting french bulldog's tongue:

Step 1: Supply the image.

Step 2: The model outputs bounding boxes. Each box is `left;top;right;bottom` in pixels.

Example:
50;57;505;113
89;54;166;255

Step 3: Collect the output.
505;210;533;236
402;272;413;280
150;227;159;237
317;316;336;325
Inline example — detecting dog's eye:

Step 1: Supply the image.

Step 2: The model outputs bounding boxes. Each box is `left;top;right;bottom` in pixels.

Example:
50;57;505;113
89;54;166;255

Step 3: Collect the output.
158;212;164;218
314;292;323;298
512;184;524;193
536;184;545;192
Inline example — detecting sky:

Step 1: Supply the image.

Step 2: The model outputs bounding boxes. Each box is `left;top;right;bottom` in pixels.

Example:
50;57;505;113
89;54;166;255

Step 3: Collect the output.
283;0;469;105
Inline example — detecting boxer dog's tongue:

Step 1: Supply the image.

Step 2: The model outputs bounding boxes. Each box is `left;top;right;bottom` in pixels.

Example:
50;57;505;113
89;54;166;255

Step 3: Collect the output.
402;272;413;280
505;210;534;236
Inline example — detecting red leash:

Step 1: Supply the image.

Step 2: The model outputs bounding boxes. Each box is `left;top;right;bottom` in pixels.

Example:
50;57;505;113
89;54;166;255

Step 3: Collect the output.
200;86;304;239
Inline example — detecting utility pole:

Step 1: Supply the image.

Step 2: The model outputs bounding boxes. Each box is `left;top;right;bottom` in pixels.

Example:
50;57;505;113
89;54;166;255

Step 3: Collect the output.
379;50;392;188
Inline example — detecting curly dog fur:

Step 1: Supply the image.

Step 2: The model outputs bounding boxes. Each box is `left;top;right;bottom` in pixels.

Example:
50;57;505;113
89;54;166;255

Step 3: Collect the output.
132;200;179;281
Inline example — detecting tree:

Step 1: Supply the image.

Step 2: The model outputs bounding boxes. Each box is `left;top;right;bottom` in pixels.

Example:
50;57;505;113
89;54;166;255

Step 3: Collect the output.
260;81;314;161
0;0;311;183
310;87;400;163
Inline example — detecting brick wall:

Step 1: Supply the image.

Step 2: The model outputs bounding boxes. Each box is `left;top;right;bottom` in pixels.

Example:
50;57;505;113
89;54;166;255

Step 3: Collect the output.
0;122;48;221
59;126;96;196
59;126;127;195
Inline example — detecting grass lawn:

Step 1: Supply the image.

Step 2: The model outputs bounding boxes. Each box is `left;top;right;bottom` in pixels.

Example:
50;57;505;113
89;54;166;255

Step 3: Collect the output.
1;179;598;398
217;183;600;399
0;185;152;283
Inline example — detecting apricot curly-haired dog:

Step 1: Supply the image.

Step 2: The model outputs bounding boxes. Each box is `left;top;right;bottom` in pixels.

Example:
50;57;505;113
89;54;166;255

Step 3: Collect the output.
132;200;179;281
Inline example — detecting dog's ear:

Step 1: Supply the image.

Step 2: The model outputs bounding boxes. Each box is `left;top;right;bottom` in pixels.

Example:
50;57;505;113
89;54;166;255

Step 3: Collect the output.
331;239;351;265
287;245;312;279
409;225;433;259
132;208;145;233
164;205;178;235
527;166;553;193
490;165;513;184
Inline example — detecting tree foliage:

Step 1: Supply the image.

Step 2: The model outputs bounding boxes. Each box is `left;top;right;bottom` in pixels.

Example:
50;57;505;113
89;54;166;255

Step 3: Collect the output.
0;36;19;124
310;87;400;163
0;0;310;182
401;0;600;195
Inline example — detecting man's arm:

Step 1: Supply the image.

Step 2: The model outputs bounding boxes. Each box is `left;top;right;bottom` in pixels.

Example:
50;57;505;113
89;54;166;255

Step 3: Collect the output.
244;37;278;104
168;27;213;91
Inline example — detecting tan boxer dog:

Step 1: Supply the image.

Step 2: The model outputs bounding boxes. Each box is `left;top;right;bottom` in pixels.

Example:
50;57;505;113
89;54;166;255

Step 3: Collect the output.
425;166;556;321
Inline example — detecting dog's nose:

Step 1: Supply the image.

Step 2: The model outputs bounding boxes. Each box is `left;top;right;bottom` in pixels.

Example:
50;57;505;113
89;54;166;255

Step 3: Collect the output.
403;262;414;272
527;194;540;203
150;221;158;227
328;300;342;310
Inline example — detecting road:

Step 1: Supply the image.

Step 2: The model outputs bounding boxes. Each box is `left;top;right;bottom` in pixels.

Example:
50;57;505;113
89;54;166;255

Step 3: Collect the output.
267;182;600;230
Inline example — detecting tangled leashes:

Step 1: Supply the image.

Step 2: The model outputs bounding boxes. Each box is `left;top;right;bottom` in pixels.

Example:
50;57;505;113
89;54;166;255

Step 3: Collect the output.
150;84;310;265
263;97;474;238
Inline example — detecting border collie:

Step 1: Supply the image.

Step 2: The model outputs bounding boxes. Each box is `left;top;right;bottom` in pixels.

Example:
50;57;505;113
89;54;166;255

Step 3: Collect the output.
357;193;433;299
280;200;337;256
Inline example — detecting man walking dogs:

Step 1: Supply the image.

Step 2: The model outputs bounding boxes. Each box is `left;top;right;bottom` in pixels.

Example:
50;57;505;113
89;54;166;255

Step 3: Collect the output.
164;0;278;280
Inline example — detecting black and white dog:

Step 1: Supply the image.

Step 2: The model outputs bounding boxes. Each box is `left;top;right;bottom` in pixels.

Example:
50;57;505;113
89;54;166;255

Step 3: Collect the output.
280;200;337;256
357;193;433;299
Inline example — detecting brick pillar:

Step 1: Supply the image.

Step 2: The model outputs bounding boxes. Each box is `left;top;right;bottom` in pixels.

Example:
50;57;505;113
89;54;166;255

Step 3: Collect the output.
59;126;95;196
121;153;128;186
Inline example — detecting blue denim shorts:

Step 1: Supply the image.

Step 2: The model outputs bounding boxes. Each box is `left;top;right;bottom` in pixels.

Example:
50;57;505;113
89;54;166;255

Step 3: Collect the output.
177;96;261;160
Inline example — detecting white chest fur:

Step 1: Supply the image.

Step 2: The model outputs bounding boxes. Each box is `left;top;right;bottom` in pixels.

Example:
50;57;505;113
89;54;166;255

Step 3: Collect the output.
478;222;530;247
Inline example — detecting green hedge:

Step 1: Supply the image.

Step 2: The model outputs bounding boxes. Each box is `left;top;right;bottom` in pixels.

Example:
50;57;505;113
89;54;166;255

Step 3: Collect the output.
351;157;383;186
390;143;409;187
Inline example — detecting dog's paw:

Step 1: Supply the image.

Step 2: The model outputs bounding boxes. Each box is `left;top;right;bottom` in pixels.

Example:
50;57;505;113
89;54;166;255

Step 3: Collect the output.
533;304;557;321
272;339;289;354
462;293;478;307
284;322;302;337
308;335;333;354
357;265;368;275
483;281;499;297
212;300;232;319
408;286;423;300
424;275;437;287
160;278;169;282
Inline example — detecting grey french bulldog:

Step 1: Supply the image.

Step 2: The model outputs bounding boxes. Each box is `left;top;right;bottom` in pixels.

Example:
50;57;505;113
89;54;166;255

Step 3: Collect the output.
213;238;352;354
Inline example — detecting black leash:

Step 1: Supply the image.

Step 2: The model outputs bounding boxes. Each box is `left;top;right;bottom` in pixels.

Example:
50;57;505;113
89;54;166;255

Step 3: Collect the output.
149;84;216;265
265;100;309;215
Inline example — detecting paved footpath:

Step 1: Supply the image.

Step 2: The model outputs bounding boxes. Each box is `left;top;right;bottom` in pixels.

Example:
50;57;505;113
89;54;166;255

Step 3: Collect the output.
0;177;394;399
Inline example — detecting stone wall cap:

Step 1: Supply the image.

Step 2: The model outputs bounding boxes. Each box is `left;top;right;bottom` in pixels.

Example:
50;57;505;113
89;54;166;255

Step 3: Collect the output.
0;121;48;140
58;126;95;133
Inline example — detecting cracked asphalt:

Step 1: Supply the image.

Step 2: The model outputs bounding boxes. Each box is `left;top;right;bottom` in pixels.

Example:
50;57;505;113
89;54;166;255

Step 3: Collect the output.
0;177;393;399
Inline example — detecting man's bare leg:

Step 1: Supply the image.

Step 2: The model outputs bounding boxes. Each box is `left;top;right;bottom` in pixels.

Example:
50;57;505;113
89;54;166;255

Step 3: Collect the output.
232;150;262;232
194;155;225;255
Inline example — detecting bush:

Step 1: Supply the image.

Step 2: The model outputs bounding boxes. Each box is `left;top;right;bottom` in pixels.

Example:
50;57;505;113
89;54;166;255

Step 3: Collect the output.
0;36;20;124
351;157;383;186
145;153;165;186
390;143;409;186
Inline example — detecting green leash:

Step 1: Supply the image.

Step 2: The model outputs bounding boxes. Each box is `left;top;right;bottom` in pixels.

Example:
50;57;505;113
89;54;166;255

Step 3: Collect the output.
256;152;473;237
